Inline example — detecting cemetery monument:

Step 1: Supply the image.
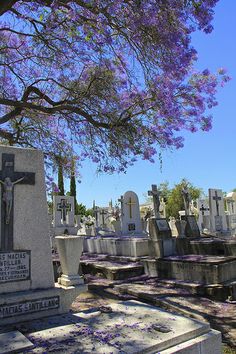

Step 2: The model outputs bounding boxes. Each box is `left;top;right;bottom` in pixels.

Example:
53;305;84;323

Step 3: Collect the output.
0;145;86;326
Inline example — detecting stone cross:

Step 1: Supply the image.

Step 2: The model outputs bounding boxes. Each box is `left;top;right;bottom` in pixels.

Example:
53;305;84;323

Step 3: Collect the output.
100;209;108;225
57;199;71;223
118;195;124;216
181;185;190;216
213;191;221;216
125;197;136;218
0;153;35;251
93;203;99;227
200;204;210;216
148;184;161;218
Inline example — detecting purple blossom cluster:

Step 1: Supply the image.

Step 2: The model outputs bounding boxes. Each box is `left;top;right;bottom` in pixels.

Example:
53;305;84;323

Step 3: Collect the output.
0;0;229;176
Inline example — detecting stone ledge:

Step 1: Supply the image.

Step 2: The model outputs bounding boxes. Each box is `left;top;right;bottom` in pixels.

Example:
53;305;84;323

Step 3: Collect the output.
0;284;87;325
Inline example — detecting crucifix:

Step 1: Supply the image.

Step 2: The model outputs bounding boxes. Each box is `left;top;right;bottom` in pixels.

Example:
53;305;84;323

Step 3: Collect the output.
213;190;221;216
181;185;190;216
200;204;209;216
0;153;35;251
57;199;71;224
148;184;161;218
125;197;136;219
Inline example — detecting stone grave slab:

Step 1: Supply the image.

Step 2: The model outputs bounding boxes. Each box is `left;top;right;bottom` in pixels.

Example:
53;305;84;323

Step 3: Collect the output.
0;331;34;354
157;254;236;284
22;300;221;354
80;259;144;280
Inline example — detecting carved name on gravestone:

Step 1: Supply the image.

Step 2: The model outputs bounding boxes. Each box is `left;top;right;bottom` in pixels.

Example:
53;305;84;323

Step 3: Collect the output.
0;154;35;283
0;296;59;319
0;251;30;283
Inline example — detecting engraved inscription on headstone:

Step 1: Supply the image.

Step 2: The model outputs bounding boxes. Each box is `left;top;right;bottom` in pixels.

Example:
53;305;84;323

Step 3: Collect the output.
0;296;60;319
0;251;30;283
0;154;35;251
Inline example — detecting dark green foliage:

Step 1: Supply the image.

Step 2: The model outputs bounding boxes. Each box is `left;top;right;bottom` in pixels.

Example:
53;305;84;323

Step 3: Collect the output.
165;179;201;219
77;204;93;217
69;159;79;214
58;162;65;196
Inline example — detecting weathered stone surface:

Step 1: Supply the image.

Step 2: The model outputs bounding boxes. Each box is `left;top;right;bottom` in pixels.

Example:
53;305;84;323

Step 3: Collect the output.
81;259;144;280
157;255;236;284
83;236;149;257
20;300;221;354
56;235;84;286
148;217;172;240
0;331;34;354
0;146;87;325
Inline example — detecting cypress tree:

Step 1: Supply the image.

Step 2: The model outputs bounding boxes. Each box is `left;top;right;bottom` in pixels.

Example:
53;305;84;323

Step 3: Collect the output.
57;160;65;196
70;159;78;214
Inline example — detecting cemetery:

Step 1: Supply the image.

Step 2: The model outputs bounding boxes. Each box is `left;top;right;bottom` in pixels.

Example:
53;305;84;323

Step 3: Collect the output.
0;1;236;353
0;145;235;353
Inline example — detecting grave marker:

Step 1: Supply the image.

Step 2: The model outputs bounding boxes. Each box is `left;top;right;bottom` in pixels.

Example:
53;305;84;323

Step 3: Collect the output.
0;154;35;251
0;146;86;326
209;188;227;233
121;191;142;235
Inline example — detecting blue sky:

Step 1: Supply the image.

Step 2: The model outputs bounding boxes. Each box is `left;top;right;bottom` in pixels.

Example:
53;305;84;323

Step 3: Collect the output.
71;0;236;209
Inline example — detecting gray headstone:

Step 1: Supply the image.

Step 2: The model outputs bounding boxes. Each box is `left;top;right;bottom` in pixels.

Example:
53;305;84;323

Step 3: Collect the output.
0;145;86;325
209;189;227;233
121;191;142;235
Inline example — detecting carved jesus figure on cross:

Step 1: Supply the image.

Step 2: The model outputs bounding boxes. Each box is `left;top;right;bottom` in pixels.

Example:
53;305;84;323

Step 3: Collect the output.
0;176;25;224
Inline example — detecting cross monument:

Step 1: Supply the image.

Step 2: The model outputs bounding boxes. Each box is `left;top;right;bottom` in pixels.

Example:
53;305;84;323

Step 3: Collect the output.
0;153;35;251
57;199;71;224
148;184;161;218
213;191;221;216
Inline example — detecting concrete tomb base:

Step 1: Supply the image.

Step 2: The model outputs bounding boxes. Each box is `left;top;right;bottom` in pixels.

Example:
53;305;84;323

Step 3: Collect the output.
83;236;149;257
145;254;236;284
0;284;87;326
189;237;236;256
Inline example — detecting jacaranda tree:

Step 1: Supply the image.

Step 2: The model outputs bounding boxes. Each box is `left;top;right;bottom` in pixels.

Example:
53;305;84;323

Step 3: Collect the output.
0;0;230;180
